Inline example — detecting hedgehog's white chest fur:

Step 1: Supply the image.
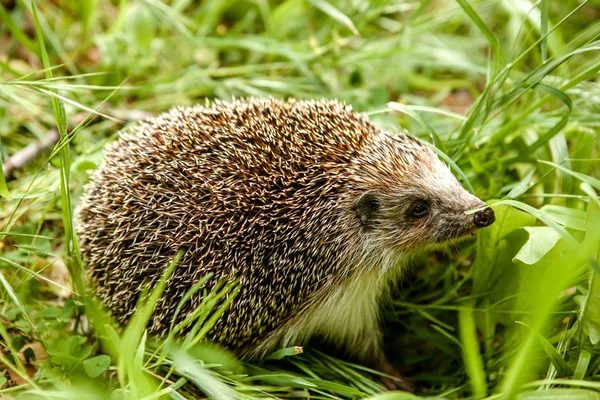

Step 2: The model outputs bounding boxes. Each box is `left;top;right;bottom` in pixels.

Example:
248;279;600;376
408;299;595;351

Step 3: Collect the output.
249;261;403;360
296;269;386;357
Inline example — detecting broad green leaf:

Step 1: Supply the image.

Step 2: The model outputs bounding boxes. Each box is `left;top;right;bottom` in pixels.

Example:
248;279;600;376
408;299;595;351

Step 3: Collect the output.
513;227;562;265
83;355;111;378
494;200;578;246
473;204;535;295
500;201;598;397
46;335;93;366
472;204;535;348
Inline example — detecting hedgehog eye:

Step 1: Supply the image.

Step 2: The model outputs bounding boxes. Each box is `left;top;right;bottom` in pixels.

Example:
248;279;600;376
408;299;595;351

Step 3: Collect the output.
357;193;380;228
408;200;429;218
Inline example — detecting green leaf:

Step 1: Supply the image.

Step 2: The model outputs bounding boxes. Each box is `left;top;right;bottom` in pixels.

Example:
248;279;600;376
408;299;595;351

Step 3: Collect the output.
473;204;535;295
513;227;562;265
47;335;93;366
493;200;578;247
500;206;596;397
11;335;26;352
23;347;35;364
83;355;111;378
37;306;60;319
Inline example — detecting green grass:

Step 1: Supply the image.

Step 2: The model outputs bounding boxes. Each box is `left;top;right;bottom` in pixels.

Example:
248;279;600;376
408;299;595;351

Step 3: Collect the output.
1;0;599;398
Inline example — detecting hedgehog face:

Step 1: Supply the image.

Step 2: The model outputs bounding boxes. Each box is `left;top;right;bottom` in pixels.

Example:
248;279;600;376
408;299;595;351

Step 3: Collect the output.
355;139;494;251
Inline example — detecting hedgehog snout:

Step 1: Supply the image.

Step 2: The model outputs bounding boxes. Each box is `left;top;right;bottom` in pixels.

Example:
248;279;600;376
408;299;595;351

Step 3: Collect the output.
473;207;495;228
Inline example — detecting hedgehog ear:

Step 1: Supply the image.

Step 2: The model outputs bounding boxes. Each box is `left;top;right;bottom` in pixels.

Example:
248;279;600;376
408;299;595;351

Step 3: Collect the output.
357;193;380;228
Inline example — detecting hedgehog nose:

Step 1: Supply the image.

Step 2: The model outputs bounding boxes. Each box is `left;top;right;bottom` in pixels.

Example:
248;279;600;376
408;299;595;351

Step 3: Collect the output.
474;207;495;228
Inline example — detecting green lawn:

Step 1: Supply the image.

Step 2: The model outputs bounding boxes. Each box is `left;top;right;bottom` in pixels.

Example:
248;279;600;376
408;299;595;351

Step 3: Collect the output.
1;0;599;399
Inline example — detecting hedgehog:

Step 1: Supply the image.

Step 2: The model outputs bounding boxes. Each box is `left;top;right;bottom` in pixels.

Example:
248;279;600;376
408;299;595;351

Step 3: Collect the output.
77;98;495;390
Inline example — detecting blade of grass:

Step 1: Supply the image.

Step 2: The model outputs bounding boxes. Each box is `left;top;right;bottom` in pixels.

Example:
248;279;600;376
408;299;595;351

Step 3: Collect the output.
307;0;359;36
115;250;185;397
459;304;487;398
515;321;572;377
31;3;85;297
455;0;500;59
0;271;34;330
387;101;446;153
538;161;600;190
540;0;549;62
0;3;39;54
573;350;591;381
0;256;72;294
